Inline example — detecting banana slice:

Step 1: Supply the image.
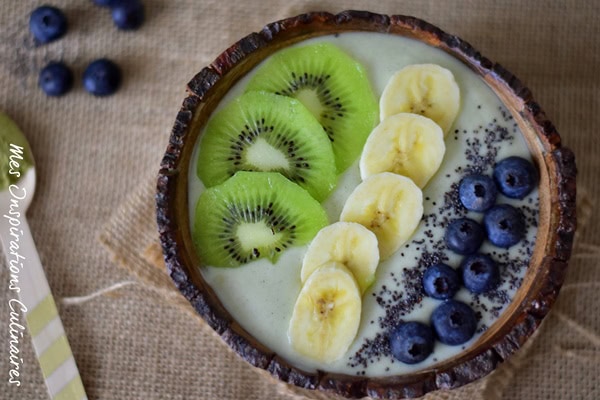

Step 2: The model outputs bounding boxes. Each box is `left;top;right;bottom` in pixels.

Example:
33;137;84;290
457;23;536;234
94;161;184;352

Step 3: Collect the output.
301;222;379;294
380;64;460;135
359;113;446;188
288;262;362;363
340;172;423;260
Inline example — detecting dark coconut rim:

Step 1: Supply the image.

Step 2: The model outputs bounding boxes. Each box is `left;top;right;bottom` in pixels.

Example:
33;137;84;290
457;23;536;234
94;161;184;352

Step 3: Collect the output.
156;10;576;399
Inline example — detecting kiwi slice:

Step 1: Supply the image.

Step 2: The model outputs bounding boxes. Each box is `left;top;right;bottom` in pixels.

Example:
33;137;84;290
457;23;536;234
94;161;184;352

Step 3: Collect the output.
197;91;336;201
193;171;329;268
245;42;379;172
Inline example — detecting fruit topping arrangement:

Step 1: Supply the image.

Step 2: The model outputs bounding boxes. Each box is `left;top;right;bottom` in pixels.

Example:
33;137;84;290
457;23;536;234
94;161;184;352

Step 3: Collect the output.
392;157;538;364
192;40;540;369
287;59;465;362
193;42;379;267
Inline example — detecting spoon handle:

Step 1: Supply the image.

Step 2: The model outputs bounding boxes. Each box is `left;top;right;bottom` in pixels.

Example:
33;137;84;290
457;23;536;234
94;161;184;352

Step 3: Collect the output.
1;216;87;400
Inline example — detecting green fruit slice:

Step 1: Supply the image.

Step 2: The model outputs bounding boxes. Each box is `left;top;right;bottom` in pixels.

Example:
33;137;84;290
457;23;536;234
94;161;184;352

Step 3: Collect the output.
193;171;329;268
197;91;337;202
245;42;379;173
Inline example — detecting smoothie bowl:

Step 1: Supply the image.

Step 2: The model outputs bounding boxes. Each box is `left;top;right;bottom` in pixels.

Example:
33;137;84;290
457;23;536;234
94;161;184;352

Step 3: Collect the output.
156;11;576;399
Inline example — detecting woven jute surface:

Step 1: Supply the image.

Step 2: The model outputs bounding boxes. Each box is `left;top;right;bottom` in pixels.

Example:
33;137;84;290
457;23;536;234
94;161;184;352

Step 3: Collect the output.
0;1;598;399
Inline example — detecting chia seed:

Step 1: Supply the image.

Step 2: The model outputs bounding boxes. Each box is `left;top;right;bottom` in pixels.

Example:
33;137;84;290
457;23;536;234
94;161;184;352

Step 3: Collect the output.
346;106;540;371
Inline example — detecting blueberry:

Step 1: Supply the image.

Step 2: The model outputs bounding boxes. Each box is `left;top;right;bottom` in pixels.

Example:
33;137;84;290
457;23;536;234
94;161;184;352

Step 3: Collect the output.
459;174;498;212
484;204;525;248
83;59;122;96
461;254;499;294
431;300;477;345
422;264;460;300
29;5;68;44
493;156;538;199
111;0;145;30
38;62;73;97
91;0;118;6
444;218;485;255
389;321;434;364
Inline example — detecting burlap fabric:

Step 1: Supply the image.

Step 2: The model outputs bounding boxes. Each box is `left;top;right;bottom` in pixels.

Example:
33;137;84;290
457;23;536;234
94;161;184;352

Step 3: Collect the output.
0;1;597;399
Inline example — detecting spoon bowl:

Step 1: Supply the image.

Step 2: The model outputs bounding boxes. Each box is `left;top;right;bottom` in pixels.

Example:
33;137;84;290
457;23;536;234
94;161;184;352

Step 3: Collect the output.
0;168;36;209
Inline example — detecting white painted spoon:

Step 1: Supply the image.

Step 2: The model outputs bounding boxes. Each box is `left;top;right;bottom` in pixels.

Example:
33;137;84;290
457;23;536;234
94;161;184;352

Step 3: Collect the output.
0;113;87;400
